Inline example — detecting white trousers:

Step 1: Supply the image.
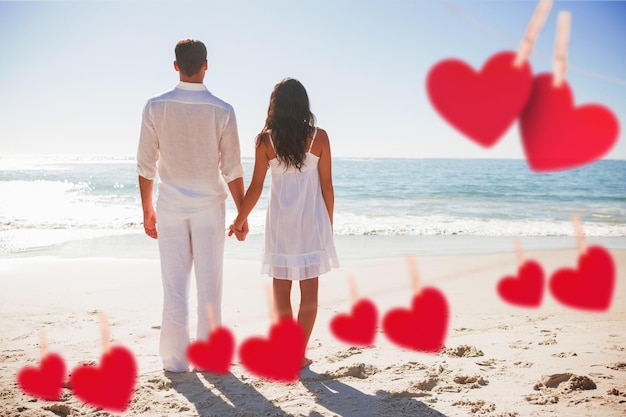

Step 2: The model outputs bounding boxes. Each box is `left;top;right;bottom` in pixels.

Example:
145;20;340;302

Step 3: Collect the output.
156;202;225;372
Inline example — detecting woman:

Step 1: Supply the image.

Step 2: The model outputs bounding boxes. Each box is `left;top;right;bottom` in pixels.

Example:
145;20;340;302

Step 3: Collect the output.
230;78;339;366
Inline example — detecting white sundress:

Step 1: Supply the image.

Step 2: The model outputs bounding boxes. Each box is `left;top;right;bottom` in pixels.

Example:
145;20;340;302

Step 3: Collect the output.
262;128;339;280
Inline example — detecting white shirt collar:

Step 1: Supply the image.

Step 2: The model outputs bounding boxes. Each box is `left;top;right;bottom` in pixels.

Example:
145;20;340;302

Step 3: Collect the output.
176;81;208;91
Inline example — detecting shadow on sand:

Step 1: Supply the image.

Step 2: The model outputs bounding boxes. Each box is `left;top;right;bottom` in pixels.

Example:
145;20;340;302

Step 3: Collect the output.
164;370;290;416
162;368;449;417
299;368;449;417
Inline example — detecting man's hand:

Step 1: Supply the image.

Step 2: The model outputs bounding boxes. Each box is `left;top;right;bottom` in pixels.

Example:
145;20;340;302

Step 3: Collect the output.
143;208;158;239
138;175;157;239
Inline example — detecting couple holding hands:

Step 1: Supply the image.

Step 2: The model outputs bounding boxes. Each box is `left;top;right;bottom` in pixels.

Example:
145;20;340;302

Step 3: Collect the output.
137;39;338;372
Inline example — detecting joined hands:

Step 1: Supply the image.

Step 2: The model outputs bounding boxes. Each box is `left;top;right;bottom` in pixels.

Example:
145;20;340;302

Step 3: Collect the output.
228;219;249;241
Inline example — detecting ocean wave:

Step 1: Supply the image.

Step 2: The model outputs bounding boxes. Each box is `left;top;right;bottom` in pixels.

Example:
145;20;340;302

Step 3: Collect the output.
2;204;624;238
1;214;624;257
0;155;135;171
331;217;625;237
2;157;625;255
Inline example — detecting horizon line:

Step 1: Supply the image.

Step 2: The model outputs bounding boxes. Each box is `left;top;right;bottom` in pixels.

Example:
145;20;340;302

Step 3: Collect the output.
2;154;625;162
0;154;626;162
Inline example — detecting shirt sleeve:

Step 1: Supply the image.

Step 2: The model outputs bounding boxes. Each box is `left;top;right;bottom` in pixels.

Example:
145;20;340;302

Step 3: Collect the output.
219;106;244;183
136;100;159;180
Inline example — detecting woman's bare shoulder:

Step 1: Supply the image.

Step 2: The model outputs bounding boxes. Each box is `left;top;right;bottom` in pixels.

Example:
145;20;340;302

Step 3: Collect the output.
255;132;275;160
309;127;330;158
315;127;330;145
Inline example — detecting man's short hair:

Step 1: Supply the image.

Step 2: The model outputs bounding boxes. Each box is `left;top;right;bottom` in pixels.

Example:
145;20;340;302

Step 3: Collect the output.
175;39;207;77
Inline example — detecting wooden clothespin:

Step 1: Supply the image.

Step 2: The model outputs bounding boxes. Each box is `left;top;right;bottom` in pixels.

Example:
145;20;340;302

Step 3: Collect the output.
266;285;279;324
514;238;524;267
348;276;358;304
553;11;572;87
513;0;553;68
38;328;49;358
207;304;217;333
407;256;421;296
572;215;587;255
99;312;111;354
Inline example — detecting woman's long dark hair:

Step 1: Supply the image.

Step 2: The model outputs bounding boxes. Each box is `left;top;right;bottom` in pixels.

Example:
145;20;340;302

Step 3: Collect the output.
257;78;316;170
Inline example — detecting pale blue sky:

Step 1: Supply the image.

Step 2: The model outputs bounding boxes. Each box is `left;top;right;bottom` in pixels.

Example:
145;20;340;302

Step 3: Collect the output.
0;0;624;159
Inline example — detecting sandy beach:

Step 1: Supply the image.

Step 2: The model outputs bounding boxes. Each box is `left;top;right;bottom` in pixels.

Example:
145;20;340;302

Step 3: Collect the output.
1;238;625;417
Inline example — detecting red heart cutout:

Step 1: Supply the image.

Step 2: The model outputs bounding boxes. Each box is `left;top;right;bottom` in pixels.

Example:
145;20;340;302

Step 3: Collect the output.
187;326;235;374
330;299;378;346
382;287;449;352
17;353;66;401
549;246;615;311
238;318;305;383
520;74;619;172
426;51;533;147
70;346;137;412
497;260;545;308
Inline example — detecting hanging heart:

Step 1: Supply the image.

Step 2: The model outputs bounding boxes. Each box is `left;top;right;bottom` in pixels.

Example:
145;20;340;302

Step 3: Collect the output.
70;346;137;412
549;246;615;311
382;287;449;352
519;74;619;172
330;299;378;347
17;353;66;401
187;326;235;374
497;260;545;308
238;318;305;383
427;51;533;147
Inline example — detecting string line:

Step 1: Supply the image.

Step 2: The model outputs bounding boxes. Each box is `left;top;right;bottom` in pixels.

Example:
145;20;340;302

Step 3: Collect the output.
439;0;626;88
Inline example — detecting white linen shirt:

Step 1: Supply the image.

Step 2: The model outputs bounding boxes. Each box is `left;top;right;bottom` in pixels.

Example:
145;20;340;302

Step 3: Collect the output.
137;82;244;215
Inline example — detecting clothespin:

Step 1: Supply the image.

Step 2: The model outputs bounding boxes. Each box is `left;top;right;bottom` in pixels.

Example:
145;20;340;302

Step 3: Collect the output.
572;215;587;255
513;0;553;68
407;256;421;296
39;328;48;358
206;304;216;333
99;312;111;353
348;276;358;304
514;238;524;267
553;11;572;87
266;285;278;324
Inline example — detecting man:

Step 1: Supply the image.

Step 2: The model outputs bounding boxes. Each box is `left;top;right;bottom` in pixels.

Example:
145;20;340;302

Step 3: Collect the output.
137;39;247;372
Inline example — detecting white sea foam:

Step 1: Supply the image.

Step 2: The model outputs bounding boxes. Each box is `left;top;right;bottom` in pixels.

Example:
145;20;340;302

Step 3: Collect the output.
0;180;140;232
1;157;625;255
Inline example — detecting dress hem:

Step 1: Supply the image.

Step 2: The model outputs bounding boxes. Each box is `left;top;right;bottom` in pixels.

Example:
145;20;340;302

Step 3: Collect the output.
261;258;339;281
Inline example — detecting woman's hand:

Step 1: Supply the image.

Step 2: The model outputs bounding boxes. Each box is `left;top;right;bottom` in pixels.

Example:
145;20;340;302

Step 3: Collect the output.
228;219;249;241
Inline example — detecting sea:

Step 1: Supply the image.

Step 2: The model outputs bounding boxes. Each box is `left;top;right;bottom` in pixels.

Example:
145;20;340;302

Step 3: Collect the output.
1;156;625;259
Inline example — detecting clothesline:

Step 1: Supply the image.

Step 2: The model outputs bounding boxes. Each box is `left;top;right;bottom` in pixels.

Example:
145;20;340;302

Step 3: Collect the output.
441;0;626;88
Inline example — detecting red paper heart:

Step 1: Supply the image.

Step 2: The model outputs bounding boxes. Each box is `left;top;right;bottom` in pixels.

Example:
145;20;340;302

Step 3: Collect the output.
520;74;619;172
17;353;66;401
330;299;378;346
382;287;449;352
238;318;305;383
70;346;137;412
187;326;235;374
549;246;615;311
426;51;532;147
497;260;545;308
